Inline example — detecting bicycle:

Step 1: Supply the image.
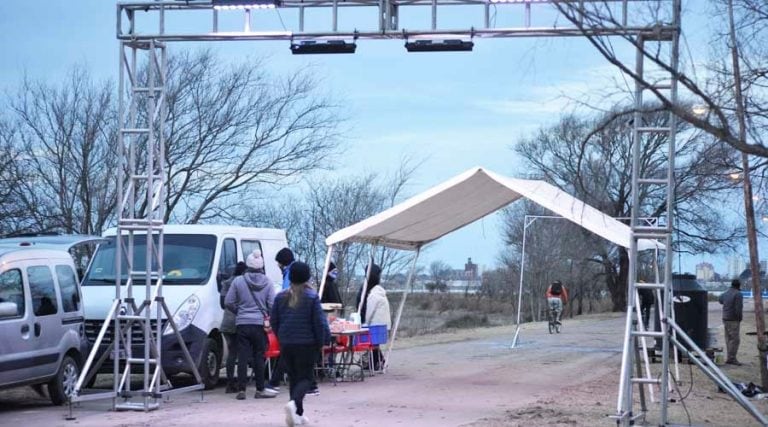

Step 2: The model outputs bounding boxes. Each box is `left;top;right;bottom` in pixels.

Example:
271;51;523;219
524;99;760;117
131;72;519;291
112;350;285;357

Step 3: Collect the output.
548;304;561;334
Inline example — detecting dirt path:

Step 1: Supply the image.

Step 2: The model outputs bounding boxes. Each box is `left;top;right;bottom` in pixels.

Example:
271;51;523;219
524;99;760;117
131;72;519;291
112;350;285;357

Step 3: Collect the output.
1;307;766;426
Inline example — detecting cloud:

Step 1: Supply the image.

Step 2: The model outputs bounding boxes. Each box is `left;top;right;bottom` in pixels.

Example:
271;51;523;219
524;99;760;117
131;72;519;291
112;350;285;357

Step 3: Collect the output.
474;64;632;117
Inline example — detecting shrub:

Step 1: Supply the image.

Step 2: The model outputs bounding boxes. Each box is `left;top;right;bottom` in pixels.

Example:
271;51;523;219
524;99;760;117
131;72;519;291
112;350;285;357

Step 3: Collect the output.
443;314;490;329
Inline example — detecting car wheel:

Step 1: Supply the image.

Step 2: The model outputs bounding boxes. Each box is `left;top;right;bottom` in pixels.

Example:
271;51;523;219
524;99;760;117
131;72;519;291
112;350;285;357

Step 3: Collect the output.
198;338;220;390
48;355;79;405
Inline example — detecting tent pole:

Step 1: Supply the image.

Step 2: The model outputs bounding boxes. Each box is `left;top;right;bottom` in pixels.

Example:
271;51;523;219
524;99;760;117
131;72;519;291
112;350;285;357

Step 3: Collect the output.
318;245;334;298
357;244;377;316
383;247;421;372
512;216;534;348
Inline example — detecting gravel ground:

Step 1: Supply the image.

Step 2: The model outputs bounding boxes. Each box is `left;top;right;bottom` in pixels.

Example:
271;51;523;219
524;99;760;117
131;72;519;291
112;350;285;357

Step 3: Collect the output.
1;303;766;426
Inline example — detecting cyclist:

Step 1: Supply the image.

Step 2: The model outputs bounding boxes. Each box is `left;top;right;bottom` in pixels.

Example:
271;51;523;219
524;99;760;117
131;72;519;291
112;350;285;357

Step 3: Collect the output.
545;280;569;325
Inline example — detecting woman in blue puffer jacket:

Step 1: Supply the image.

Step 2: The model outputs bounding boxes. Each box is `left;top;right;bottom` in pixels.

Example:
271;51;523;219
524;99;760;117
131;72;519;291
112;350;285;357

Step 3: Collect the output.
270;261;330;426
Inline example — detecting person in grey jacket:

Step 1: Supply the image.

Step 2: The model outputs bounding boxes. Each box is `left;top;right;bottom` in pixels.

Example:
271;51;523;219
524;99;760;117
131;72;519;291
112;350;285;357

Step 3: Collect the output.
719;279;744;365
220;261;247;393
225;250;277;399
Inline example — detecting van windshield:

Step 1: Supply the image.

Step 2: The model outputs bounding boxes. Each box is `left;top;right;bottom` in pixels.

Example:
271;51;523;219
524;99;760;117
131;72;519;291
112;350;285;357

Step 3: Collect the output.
83;234;216;286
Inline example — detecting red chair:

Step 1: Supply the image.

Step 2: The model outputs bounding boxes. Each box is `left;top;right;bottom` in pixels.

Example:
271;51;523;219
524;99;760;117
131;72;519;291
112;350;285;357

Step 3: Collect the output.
266;330;281;381
353;331;374;376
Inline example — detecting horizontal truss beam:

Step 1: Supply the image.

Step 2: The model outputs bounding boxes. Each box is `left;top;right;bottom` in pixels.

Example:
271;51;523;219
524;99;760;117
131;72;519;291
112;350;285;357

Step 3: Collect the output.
118;0;676;41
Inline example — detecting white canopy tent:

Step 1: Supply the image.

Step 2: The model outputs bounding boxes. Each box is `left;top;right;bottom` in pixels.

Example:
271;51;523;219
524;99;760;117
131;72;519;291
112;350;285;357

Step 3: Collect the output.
318;167;663;370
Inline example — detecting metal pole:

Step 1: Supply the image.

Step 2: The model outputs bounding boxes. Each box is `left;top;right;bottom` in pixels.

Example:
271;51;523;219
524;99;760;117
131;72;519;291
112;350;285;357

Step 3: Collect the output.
384;247;420;371
512;216;533;348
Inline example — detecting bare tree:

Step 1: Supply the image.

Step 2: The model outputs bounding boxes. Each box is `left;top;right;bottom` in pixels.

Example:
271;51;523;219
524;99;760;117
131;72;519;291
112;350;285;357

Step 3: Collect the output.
7;67;118;236
245;160;420;303
551;1;768;157
428;260;452;291
154;50;343;223
512;106;738;310
0;117;29;236
551;0;768;385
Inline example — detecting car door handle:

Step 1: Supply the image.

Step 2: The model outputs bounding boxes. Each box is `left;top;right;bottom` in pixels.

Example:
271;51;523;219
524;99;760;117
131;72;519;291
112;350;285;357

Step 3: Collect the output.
34;322;41;337
21;324;30;334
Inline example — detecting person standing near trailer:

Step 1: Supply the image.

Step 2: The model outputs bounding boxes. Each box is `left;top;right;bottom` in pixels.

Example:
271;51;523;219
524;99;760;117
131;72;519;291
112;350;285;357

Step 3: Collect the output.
220;261;247;393
275;248;296;291
225;250;277;400
271;261;330;426
719;279;744;366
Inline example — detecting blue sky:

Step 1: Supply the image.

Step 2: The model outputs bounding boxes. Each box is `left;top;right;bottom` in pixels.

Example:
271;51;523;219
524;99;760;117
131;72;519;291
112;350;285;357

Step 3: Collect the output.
0;1;739;275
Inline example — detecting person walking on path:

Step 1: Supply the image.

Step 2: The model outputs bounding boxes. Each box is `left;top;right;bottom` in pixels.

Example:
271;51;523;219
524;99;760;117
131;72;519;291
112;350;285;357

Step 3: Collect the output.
220;261;247;393
267;247;297;394
545;280;568;324
271;261;330;426
719;279;744;365
225;250;278;400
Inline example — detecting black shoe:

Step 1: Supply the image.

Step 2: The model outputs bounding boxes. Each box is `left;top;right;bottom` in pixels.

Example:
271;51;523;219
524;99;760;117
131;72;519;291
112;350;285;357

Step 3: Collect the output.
307;387;320;396
225;382;238;394
236;391;246;400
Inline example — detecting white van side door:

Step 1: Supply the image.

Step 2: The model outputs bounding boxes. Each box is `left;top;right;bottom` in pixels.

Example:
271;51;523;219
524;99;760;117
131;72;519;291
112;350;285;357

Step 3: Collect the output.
0;266;37;385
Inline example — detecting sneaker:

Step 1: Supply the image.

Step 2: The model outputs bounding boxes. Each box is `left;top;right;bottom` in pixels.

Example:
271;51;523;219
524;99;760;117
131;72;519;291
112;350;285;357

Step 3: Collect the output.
265;385;281;394
307;387;320;396
726;360;744;366
236;391;246;400
300;415;310;425
284;401;302;427
254;388;278;398
225;382;238;394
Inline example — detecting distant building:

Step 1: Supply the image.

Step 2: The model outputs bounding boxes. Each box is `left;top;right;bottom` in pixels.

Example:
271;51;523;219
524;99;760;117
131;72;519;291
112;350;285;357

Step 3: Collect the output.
727;256;746;280
695;262;715;282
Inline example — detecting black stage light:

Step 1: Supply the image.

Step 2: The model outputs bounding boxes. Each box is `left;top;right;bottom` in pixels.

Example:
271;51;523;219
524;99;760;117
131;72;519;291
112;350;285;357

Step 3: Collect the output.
290;40;357;55
405;39;474;53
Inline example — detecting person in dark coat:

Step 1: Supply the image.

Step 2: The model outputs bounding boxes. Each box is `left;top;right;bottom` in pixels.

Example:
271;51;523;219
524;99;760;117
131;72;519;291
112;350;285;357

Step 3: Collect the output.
220;261;247;393
320;262;342;305
719;279;744;365
355;264;383;323
271;262;330;426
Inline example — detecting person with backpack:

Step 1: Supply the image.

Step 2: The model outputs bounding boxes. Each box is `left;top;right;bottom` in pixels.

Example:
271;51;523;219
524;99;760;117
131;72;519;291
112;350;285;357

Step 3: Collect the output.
225;250;278;400
545;280;568;324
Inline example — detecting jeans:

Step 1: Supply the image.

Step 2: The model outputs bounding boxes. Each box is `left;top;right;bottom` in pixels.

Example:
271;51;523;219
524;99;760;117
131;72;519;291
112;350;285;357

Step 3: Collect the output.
548;297;563;322
237;324;267;391
282;344;317;416
724;320;741;362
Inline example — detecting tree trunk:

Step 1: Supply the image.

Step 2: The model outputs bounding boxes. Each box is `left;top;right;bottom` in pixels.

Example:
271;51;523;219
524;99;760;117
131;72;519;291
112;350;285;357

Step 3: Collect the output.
728;0;768;389
605;248;629;311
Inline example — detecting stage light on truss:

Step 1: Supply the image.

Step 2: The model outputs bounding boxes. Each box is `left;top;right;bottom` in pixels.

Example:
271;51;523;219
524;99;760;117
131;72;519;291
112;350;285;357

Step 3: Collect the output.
212;0;280;10
290;40;357;55
404;39;474;53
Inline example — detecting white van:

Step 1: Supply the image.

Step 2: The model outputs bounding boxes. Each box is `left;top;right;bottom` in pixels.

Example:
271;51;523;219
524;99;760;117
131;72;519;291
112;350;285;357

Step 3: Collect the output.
80;225;288;389
0;245;89;405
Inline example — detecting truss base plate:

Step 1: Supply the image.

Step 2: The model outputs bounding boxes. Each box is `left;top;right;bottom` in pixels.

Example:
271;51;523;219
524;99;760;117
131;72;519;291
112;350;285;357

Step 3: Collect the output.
115;401;160;412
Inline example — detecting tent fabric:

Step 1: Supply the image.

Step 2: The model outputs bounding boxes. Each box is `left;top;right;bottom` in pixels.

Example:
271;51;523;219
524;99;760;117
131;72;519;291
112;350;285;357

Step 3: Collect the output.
325;167;661;251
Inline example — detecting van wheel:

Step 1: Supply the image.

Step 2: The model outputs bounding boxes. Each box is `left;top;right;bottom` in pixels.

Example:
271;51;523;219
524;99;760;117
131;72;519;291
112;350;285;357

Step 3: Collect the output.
48;355;79;405
198;338;220;390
